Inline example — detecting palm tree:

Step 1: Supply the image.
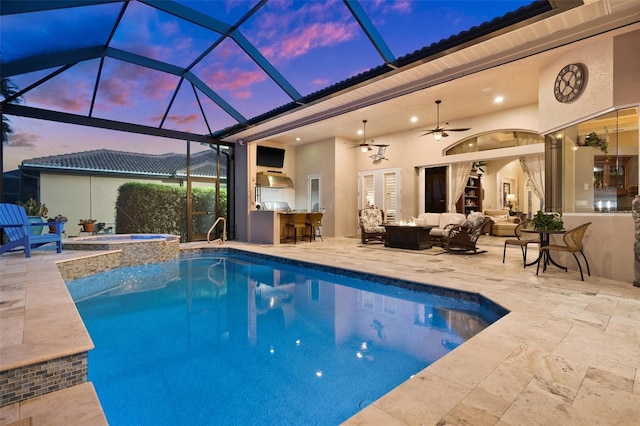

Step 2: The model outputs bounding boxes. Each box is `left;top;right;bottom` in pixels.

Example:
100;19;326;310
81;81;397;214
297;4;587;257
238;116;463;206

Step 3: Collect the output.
1;77;23;144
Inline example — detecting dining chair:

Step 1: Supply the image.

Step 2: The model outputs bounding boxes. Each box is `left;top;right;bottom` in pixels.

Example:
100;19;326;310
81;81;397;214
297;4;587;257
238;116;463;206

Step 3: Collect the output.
536;222;591;281
502;220;539;267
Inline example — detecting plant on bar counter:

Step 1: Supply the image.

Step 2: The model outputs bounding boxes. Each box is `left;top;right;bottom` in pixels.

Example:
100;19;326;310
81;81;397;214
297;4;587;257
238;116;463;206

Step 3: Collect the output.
17;198;48;217
532;210;563;231
49;214;68;222
79;219;97;225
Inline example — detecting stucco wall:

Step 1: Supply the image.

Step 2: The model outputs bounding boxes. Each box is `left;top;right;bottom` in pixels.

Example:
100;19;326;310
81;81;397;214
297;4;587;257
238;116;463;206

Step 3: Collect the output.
613;29;640;106
560;213;635;284
539;35;614;133
41;174;179;236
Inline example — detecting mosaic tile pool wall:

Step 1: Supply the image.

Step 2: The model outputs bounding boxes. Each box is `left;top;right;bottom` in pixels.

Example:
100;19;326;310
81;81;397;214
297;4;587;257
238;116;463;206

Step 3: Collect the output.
0;352;87;407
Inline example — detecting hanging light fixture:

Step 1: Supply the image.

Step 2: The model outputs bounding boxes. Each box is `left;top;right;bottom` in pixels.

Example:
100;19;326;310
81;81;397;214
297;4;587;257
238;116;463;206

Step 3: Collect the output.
419;100;471;141
360;120;371;152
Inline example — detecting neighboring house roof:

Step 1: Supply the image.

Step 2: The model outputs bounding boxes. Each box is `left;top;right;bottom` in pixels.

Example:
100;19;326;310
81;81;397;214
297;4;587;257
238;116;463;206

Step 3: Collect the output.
19;149;226;179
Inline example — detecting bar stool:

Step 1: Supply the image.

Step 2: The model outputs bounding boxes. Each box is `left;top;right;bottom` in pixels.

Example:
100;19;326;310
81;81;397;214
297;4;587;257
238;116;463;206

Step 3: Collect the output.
285;214;307;244
305;212;323;241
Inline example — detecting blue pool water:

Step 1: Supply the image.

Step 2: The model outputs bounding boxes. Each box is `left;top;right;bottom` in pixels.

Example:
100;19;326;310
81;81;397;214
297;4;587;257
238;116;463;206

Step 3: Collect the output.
69;250;506;425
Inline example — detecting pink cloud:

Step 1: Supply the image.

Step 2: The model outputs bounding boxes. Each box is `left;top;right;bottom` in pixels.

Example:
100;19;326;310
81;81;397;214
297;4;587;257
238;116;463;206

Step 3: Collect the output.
269;22;358;62
234;90;252;100
310;78;330;87
7;132;42;148
251;1;357;63
26;76;91;113
390;1;412;13
100;78;131;106
202;68;266;98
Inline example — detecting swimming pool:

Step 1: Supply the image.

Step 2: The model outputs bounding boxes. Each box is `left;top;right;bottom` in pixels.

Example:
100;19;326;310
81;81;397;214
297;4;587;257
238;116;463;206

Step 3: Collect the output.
69;249;507;425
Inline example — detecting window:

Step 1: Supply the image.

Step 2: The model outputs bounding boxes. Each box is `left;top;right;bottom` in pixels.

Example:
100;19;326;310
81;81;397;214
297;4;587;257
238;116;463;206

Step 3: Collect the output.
445;131;543;155
549;107;639;213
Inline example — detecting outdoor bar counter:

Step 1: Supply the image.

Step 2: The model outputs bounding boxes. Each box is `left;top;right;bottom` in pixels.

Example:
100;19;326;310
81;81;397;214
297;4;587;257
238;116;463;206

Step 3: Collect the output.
249;211;313;244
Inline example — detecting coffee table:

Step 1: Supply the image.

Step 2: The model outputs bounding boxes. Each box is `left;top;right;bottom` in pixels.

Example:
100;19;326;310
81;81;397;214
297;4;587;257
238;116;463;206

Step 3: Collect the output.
383;224;434;250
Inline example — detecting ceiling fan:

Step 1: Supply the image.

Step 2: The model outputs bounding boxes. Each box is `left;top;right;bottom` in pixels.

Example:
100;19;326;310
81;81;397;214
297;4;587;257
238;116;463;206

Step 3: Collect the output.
352;119;389;153
370;145;389;164
420;100;471;140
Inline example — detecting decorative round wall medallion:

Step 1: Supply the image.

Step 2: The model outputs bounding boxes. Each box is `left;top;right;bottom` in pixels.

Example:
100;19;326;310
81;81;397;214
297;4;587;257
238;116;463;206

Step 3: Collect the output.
554;63;586;103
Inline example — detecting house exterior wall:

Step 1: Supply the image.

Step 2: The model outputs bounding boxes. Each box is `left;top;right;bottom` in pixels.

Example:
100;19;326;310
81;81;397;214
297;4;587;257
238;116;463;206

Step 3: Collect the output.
40;173;182;236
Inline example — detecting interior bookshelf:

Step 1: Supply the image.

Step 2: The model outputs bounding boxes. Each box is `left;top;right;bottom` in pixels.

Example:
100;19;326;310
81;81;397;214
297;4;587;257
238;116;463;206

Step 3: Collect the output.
457;173;482;215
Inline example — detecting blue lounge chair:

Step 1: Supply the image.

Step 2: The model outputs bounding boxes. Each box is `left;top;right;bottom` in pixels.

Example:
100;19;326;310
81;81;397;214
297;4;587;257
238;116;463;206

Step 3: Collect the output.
0;203;63;258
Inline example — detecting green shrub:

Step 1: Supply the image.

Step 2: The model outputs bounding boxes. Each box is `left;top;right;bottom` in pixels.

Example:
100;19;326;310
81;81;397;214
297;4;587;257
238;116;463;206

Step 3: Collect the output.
115;182;227;242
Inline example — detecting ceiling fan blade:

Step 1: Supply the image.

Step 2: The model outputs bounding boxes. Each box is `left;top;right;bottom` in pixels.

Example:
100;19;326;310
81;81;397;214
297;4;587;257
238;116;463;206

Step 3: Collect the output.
441;131;449;138
420;130;435;136
445;127;471;132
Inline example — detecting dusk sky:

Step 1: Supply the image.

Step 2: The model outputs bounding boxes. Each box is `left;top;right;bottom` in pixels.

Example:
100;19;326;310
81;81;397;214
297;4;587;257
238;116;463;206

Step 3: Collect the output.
2;0;533;171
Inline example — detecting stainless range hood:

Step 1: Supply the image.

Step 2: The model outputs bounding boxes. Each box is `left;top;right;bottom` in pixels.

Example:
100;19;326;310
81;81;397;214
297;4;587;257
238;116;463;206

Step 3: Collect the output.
256;171;294;188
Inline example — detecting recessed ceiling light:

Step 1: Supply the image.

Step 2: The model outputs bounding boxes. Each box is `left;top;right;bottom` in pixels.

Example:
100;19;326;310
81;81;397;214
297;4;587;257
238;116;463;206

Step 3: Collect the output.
494;96;504;103
410;116;418;123
481;87;492;92
295;137;301;141
357;129;363;135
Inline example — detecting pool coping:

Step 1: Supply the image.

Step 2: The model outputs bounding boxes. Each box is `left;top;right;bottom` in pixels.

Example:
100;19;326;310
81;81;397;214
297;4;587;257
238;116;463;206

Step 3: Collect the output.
2;238;639;425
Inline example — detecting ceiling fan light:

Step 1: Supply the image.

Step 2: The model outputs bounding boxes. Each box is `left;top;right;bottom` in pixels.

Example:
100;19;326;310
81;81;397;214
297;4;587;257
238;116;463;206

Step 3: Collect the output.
433;131;443;141
361;145;369;153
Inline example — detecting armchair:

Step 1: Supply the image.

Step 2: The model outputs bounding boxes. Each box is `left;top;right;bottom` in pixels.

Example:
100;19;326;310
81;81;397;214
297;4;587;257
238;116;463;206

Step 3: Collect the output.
443;212;490;254
359;208;386;244
1;203;63;257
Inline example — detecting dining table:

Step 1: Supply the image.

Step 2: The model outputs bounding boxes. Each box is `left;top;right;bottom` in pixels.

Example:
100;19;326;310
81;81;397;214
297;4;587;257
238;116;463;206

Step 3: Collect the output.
521;228;568;272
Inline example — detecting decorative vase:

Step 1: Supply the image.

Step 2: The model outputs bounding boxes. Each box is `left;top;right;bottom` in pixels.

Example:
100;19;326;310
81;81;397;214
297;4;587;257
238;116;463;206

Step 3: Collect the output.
27;216;45;235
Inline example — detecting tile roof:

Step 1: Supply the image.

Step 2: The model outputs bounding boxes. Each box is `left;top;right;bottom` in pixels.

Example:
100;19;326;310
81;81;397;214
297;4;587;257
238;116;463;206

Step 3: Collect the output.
20;149;225;178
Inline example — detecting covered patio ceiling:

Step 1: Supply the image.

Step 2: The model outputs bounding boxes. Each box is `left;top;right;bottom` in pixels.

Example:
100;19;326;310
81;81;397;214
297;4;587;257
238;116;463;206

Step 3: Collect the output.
1;0;585;146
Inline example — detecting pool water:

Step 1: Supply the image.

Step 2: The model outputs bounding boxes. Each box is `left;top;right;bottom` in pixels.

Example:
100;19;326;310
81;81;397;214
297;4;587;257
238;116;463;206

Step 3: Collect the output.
70;251;506;425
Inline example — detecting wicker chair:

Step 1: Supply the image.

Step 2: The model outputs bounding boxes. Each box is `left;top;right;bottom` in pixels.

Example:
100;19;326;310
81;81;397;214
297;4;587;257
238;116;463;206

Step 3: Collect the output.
359;208;386;244
443;212;490;254
536;222;591;281
502;220;540;267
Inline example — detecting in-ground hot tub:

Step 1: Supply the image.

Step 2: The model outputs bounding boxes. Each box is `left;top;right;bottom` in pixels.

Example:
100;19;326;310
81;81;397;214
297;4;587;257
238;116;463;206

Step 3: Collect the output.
63;234;180;266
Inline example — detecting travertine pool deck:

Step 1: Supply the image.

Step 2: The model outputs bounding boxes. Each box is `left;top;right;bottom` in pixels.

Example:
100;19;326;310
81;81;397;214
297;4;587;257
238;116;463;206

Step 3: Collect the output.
1;236;639;425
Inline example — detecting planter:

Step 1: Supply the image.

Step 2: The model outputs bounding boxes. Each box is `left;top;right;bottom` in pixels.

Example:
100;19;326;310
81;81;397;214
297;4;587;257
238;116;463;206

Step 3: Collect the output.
48;222;66;234
27;216;46;235
81;223;96;233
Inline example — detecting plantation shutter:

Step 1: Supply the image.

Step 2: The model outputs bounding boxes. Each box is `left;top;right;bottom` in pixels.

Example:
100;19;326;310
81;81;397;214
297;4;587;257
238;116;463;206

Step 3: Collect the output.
362;174;375;207
383;172;398;223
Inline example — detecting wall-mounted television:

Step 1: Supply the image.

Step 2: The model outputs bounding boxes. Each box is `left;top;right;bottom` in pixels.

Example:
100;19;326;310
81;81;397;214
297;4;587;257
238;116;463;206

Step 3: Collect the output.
256;145;285;168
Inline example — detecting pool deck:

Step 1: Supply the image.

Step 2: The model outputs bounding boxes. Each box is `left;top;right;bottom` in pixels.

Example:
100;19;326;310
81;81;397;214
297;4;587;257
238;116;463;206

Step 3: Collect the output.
1;236;639;425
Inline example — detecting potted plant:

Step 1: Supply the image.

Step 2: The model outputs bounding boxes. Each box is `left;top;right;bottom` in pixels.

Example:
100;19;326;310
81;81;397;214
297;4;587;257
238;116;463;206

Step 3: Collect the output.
47;214;68;233
583;132;608;154
79;219;97;233
471;161;486;175
532;210;564;231
17;198;48;235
